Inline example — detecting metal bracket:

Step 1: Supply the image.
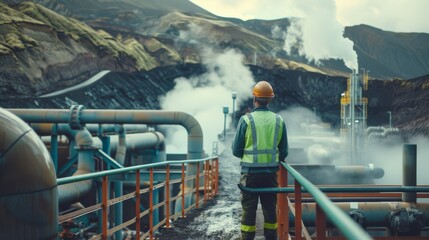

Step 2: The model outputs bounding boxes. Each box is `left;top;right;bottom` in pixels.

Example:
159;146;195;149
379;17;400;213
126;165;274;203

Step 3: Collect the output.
69;105;85;130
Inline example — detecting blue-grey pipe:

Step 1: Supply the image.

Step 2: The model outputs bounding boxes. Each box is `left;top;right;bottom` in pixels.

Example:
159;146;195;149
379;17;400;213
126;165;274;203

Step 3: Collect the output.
11;109;204;207
9;109;204;159
366;126;385;135
403;144;417;202
367;128;399;142
291;202;429;228
115;125;127;165
30;123;95;205
109;132;166;164
87;124;148;136
0;108;58;239
58;126;94;205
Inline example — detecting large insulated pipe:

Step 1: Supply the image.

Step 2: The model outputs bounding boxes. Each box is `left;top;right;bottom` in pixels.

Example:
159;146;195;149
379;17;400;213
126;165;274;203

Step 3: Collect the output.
30;123;148;137
115;125;127;165
109;132;167;164
403;144;417;202
30;123;95;205
9;109;203;207
8;109;203;159
57;127;94;205
0;108;58;239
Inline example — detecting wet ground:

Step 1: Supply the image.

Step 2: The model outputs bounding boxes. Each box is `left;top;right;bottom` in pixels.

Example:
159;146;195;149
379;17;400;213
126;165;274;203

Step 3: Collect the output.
157;149;243;240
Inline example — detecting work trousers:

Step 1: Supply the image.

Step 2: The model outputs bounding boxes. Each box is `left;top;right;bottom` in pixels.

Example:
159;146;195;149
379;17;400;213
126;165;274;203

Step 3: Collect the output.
240;172;278;240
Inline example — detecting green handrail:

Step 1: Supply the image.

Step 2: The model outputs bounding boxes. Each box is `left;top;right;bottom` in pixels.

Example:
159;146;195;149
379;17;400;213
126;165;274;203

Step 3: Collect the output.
57;157;217;185
238;185;429;193
281;162;373;240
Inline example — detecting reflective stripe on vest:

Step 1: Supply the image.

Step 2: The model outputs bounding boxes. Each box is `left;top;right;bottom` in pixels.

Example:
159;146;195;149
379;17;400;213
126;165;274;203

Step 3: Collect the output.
241;112;282;167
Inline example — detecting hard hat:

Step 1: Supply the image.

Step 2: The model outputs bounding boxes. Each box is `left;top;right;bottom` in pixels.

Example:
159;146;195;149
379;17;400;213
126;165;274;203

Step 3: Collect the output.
252;81;275;98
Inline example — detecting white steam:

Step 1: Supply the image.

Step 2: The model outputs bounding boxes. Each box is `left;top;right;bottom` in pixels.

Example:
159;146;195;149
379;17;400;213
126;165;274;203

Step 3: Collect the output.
278;0;358;71
159;47;255;154
368;136;429;186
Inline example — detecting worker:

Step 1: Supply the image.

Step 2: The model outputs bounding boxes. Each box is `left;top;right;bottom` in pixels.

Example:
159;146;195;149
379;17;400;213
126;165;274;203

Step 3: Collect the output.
232;80;289;240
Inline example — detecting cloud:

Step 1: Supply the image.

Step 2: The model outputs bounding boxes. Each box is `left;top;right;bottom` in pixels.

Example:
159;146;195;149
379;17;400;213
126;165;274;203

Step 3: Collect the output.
191;0;429;33
336;0;429;33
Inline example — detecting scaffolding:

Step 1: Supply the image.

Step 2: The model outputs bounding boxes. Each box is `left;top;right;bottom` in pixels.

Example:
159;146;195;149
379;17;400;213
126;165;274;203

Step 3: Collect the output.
340;70;368;164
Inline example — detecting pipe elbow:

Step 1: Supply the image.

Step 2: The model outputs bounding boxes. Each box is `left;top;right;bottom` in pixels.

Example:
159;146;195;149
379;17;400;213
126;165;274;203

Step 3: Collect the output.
75;128;94;147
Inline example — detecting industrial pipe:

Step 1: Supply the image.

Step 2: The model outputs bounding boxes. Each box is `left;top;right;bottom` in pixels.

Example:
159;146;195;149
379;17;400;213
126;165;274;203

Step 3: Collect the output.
403;144;417;202
29;123;96;205
109;132;166;165
115;125;127;165
0;108;58;239
8;108;203;158
10;108;204;208
30;123;148;137
290;202;428;234
366;126;386;135
367;127;400;142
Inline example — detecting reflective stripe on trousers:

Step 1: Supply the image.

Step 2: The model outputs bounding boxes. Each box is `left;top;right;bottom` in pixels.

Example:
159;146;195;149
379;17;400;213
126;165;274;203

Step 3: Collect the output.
241;173;278;240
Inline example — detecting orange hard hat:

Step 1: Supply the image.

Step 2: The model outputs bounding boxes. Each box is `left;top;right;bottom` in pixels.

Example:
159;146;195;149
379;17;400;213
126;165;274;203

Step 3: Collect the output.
252;81;275;98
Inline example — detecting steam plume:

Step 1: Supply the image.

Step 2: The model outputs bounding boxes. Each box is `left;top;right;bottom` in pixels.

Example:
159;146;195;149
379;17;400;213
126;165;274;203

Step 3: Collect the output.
160;24;255;153
280;0;358;71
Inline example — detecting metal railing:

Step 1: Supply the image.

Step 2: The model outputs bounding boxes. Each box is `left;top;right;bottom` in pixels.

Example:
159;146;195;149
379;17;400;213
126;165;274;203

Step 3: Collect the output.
57;157;219;240
239;162;373;240
279;162;373;240
239;162;429;239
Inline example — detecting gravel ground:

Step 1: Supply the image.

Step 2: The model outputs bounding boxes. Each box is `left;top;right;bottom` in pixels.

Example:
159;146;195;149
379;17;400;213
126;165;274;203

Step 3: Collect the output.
157;149;243;240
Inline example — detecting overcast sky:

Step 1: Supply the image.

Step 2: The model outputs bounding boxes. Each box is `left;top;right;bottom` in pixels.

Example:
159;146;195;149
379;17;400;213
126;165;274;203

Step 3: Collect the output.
190;0;429;33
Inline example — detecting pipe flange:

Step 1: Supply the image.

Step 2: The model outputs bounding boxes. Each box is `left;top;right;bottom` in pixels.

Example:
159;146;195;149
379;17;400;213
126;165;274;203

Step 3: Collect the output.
349;209;366;229
389;207;425;235
69;105;85;130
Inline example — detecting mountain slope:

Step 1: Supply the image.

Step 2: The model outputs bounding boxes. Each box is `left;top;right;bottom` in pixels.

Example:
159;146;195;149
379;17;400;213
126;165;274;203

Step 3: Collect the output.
344;24;429;79
0;2;156;98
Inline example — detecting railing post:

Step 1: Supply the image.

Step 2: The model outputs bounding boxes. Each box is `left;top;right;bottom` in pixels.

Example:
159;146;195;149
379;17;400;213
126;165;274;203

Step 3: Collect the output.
215;157;219;195
181;163;185;218
209;159;213;198
102;176;108;240
278;166;289;239
316;204;327;240
196;162;200;208
295;180;302;240
149;168;154;239
204;160;208;204
165;164;171;228
135;169;141;240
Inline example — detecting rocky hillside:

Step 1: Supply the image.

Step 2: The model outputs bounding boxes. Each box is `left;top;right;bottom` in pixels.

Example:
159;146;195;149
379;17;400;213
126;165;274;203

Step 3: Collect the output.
3;63;429;136
344;25;429;79
1;1;429;137
0;2;156;98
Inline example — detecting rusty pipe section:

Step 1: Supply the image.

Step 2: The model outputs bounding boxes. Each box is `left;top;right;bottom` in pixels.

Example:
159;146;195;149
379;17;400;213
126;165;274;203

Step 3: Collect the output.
8;109;204;159
0;108;58;239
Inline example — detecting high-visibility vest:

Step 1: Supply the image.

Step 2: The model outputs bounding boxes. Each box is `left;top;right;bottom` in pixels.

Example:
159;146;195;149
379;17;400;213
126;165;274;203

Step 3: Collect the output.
241;111;283;167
